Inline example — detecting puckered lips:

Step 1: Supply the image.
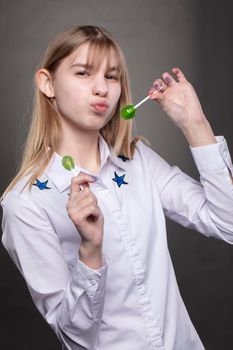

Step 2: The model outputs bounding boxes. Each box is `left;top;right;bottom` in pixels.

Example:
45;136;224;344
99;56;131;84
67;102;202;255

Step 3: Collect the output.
91;100;109;113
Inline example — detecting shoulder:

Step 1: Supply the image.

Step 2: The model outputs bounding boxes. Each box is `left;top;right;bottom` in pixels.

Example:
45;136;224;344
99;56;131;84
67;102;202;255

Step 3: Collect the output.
133;140;178;187
1;173;57;249
1;171;54;216
134;140;169;168
1;181;44;222
134;139;154;159
1;174;31;209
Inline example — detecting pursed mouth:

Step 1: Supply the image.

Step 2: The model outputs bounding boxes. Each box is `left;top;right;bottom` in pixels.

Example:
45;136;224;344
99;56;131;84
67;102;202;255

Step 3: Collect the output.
91;104;109;113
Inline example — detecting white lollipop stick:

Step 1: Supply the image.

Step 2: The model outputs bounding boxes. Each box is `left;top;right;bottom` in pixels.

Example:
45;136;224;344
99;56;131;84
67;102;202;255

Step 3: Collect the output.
134;88;161;110
134;95;151;109
70;168;84;191
70;168;78;176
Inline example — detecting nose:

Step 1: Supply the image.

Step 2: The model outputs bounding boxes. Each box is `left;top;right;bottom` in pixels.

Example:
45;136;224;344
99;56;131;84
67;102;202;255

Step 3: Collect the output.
92;74;108;97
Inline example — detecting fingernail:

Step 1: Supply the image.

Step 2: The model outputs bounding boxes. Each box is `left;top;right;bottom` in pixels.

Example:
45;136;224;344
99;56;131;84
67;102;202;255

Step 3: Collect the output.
90;175;98;182
153;83;161;91
164;76;172;84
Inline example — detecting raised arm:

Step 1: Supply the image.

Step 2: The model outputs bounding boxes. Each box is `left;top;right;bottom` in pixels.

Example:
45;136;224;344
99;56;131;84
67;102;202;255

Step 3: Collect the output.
146;69;233;241
149;67;233;184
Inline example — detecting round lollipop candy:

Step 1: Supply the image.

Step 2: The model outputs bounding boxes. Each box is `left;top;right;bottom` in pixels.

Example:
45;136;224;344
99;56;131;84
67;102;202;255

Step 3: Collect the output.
62;155;85;190
121;95;150;119
62;155;76;175
121;88;162;120
62;156;98;191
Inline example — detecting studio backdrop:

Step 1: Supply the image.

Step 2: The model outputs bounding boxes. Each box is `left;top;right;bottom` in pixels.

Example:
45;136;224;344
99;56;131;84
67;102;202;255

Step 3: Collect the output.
0;1;232;349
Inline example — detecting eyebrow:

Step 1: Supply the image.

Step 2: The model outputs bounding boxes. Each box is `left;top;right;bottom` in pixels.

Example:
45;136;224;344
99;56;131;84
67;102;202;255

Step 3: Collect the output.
69;63;119;72
70;63;90;69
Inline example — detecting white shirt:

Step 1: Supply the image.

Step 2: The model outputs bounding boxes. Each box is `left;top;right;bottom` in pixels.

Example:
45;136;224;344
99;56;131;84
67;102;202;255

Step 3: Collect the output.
1;135;233;350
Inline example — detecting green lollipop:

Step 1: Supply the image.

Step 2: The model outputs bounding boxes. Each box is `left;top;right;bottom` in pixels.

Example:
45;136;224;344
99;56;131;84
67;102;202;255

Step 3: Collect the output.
121;95;151;120
120;84;164;120
62;155;75;172
121;105;136;119
62;155;84;189
62;155;96;191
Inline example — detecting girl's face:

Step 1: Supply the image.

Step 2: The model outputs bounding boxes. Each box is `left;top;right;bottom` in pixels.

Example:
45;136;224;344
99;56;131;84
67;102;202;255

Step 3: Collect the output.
52;42;121;131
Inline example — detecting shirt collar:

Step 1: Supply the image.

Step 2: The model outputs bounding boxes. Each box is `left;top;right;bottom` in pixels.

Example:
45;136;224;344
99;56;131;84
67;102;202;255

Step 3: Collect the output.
44;134;126;192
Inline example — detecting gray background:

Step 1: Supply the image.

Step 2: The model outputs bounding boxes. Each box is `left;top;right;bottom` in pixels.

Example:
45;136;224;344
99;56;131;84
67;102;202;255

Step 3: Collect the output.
0;0;233;349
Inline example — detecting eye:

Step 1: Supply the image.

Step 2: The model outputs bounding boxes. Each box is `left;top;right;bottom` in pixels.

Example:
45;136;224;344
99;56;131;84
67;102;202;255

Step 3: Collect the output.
76;71;89;76
106;74;118;80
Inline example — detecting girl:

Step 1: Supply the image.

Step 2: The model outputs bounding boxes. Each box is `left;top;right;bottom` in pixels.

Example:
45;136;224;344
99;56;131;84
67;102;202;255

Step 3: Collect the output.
1;25;233;350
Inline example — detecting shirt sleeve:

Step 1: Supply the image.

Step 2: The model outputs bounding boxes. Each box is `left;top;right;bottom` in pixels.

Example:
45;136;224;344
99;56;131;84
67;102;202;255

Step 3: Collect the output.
1;191;108;350
144;136;233;243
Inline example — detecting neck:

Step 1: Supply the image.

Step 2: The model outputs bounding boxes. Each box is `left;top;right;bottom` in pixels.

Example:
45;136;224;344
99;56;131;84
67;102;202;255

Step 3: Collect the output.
56;124;101;175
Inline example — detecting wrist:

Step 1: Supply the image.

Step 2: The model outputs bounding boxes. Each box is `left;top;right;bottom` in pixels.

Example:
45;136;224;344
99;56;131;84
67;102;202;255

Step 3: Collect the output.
79;243;103;270
181;118;216;147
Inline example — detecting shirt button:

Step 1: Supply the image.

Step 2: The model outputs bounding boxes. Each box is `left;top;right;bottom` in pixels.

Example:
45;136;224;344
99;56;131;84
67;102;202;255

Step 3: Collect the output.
223;150;228;158
138;286;146;295
144;312;153;321
115;211;121;219
89;279;97;286
134;264;142;273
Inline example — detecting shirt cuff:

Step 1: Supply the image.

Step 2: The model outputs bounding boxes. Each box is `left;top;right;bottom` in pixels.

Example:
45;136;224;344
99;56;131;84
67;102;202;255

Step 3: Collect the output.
72;254;108;293
189;136;233;176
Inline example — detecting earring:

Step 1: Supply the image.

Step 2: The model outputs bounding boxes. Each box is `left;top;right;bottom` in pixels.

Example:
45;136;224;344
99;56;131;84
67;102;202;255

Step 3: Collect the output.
50;96;54;102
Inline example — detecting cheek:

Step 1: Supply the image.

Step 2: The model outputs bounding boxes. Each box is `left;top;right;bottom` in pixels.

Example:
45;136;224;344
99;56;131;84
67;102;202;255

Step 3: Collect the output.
112;85;121;104
109;87;121;117
54;79;85;108
54;79;72;98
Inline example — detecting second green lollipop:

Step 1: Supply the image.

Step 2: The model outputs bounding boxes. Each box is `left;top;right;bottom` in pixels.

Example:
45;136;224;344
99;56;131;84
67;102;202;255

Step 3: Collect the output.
62;155;75;172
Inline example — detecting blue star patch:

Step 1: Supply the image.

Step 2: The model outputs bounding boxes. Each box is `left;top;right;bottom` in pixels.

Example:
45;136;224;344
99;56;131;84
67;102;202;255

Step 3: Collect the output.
118;154;129;162
33;179;51;190
112;171;128;188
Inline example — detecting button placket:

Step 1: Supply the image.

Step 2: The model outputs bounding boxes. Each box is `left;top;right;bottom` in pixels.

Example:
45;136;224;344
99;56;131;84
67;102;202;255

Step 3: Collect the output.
117;228;163;348
97;171;163;348
137;285;146;296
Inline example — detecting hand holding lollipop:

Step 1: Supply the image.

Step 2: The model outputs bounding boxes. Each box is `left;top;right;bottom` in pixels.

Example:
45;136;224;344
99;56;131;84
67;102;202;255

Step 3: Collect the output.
62;155;84;189
121;68;205;126
121;68;215;147
120;87;162;120
62;155;104;265
148;68;208;131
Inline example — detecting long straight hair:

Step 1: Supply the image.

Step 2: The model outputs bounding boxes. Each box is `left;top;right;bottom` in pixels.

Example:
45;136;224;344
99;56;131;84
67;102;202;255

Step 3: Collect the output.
2;25;148;196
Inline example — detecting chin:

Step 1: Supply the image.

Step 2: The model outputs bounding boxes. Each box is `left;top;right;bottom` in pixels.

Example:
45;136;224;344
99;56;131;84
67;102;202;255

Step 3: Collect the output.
82;121;106;131
85;116;109;128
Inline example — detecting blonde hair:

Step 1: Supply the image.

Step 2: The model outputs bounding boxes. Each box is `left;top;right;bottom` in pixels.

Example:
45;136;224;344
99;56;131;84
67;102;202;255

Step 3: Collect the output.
2;25;148;196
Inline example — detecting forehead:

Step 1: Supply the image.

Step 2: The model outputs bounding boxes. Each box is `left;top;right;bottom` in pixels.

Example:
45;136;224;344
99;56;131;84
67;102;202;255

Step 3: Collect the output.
65;42;120;71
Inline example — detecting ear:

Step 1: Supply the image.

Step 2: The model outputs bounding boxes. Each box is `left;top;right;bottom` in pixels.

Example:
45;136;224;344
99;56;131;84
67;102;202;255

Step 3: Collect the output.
35;69;55;99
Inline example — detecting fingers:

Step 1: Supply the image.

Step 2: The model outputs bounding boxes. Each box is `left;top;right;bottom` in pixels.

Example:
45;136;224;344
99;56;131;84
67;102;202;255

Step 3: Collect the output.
162;72;176;86
69;173;96;200
67;188;101;227
149;67;186;100
68;201;101;227
162;68;187;84
148;79;164;100
76;204;100;224
172;67;187;83
68;187;98;213
68;173;98;223
149;72;175;101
